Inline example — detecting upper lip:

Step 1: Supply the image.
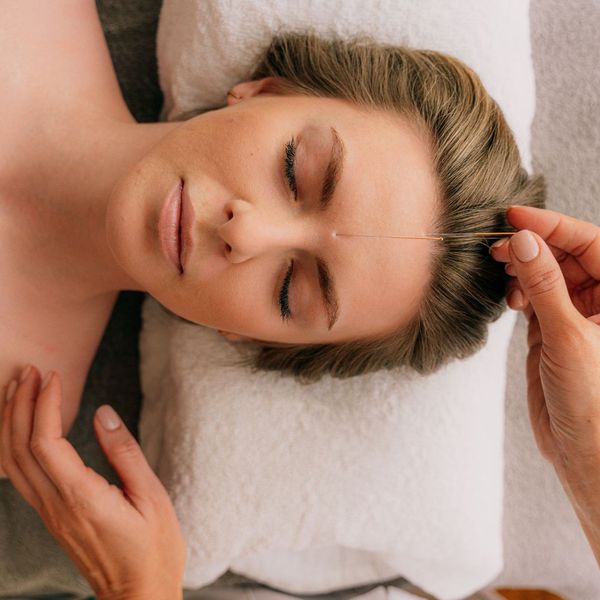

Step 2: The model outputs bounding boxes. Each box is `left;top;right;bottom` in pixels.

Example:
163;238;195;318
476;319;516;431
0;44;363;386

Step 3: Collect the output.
180;180;194;271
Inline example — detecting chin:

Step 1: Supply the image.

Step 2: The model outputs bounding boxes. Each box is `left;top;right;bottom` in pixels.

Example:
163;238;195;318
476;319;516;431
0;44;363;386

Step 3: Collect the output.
105;169;166;289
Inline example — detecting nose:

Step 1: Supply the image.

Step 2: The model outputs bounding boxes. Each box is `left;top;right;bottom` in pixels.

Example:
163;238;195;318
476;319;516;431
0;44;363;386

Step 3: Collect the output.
217;198;328;263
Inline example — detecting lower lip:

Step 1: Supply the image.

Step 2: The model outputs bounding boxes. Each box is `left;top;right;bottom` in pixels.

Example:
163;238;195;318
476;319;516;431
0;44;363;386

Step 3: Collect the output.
159;179;183;273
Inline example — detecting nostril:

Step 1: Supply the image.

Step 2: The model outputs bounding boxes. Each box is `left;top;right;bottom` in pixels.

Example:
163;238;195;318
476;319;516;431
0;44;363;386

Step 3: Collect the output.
226;209;233;220
225;243;232;253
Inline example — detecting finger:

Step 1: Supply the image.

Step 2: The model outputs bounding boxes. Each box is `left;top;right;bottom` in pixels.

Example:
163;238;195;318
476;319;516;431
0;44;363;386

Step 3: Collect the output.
28;372;92;498
508;229;583;342
2;368;49;512
523;302;536;322
506;278;529;311
10;368;65;506
0;381;14;438
492;238;592;288
507;205;600;281
492;235;571;264
92;405;166;514
1;378;37;502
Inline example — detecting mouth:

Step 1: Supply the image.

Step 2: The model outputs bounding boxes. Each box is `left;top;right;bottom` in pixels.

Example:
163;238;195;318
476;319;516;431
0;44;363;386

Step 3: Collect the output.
179;179;195;272
159;179;184;274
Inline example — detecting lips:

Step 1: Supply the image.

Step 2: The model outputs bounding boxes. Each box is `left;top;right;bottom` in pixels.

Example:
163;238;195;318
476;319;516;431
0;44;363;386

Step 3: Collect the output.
159;179;184;273
179;180;194;271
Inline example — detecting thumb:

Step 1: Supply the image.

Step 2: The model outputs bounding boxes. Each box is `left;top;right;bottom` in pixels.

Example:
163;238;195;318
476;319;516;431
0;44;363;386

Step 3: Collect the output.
94;404;162;509
508;229;580;341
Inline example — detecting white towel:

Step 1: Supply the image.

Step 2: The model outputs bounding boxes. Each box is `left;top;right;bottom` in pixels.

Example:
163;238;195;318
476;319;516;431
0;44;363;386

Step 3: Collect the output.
140;1;535;598
140;299;516;599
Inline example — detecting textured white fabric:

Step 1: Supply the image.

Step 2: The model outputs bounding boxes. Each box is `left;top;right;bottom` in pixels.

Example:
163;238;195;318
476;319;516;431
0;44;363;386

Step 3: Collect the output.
140;1;535;599
156;0;534;173
140;299;515;600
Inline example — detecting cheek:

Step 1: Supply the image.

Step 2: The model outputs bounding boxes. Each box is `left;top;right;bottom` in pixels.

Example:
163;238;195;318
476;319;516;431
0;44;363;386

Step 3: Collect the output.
178;264;276;334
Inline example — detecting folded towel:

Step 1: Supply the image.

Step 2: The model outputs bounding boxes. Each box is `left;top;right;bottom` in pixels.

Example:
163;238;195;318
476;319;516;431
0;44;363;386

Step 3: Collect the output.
140;298;516;600
140;1;535;598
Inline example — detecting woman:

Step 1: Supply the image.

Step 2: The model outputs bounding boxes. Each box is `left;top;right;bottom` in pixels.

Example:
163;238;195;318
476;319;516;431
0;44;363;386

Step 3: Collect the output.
0;12;545;458
2;2;599;598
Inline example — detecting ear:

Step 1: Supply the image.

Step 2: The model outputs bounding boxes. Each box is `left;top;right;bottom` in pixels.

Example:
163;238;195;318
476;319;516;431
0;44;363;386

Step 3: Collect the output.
226;76;284;106
217;329;254;343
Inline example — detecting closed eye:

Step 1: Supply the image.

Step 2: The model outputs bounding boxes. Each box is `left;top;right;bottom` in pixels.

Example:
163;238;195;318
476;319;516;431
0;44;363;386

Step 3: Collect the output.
277;137;298;322
279;260;294;321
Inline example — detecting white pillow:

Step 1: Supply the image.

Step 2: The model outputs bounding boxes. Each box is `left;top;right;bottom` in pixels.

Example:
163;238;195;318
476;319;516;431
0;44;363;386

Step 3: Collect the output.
157;0;534;172
140;303;516;599
141;1;535;598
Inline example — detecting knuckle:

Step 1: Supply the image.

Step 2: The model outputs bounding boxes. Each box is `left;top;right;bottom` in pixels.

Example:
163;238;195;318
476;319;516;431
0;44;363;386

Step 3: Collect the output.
30;438;52;461
11;445;30;467
113;437;141;459
59;469;97;517
42;506;66;536
524;267;562;298
62;489;92;516
554;248;569;263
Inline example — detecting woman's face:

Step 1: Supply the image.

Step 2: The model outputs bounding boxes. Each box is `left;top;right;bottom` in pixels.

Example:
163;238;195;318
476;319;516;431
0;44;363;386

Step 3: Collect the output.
106;77;439;345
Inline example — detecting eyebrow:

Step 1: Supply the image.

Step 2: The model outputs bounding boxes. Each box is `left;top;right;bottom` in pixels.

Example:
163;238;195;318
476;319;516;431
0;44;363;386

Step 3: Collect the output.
315;126;345;330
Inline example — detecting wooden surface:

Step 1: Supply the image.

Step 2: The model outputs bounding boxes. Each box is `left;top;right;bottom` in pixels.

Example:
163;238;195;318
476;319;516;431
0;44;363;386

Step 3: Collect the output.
495;589;567;600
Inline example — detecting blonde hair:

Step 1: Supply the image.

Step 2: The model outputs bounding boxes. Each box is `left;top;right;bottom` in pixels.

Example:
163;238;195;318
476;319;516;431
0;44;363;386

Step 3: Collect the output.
176;30;546;383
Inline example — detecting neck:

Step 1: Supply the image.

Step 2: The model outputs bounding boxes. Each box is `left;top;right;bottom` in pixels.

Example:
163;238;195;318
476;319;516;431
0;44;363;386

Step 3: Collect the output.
3;109;181;307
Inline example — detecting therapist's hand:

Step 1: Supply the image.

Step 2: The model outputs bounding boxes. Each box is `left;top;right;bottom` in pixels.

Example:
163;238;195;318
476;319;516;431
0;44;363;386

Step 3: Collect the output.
1;366;187;600
490;205;600;468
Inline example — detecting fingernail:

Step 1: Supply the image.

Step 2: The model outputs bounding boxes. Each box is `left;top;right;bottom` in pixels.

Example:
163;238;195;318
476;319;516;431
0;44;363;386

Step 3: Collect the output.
490;238;509;251
41;371;54;391
505;262;516;276
508;289;524;309
97;405;120;431
511;230;539;262
19;364;32;384
6;379;17;402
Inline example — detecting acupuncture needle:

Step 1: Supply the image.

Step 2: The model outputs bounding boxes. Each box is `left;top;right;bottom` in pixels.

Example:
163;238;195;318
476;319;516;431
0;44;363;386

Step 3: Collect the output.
335;232;518;241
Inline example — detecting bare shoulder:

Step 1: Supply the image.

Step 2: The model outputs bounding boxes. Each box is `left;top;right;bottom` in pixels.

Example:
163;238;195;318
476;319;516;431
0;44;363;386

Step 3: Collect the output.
0;2;128;479
0;0;131;121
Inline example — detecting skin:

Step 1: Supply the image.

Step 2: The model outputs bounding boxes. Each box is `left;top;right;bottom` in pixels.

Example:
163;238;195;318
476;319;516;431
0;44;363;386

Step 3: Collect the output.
5;3;600;588
0;53;440;588
1;9;439;486
116;77;441;344
490;206;600;566
6;76;440;348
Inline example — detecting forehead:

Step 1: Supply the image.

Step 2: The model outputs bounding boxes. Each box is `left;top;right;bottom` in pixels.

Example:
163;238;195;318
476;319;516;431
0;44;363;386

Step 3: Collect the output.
295;97;440;339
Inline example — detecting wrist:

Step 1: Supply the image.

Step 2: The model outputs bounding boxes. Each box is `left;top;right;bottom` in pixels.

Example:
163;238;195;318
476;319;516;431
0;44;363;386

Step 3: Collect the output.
553;450;600;565
554;445;600;502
